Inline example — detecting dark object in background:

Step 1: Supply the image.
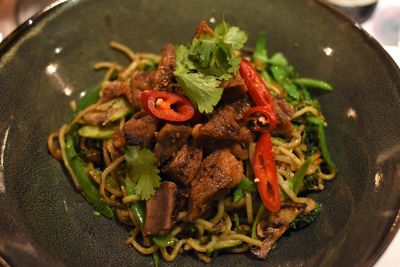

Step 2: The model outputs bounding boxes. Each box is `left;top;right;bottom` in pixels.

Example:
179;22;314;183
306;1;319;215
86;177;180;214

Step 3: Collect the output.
326;0;378;23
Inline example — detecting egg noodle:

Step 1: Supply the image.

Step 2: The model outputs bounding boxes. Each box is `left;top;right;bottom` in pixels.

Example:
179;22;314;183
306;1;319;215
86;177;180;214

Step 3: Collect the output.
48;37;336;263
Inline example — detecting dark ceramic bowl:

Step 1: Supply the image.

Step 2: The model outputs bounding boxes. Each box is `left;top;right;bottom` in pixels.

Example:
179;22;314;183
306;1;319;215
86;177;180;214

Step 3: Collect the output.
1;0;399;266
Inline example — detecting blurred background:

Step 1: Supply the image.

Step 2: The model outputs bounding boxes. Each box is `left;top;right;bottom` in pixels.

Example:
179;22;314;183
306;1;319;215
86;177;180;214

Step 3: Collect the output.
0;0;399;266
0;0;399;63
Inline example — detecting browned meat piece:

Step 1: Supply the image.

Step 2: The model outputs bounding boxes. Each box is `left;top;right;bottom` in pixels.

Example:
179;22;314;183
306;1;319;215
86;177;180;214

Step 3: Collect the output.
272;97;294;135
193;20;214;39
163;144;203;190
82;111;107;126
84;148;102;165
192;106;251;145
154;44;177;91
251;202;306;259
221;73;248;101
228;95;252;119
154;124;192;165
101;81;129;103
130;70;157;91
143;181;180;236
227;143;249;161
100;71;157;110
112;129;126;149
122;112;159;149
187;149;243;221
125;71;157;108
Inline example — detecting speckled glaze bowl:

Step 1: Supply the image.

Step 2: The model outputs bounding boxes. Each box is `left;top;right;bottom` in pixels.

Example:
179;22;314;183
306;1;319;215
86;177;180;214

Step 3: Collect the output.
0;0;399;266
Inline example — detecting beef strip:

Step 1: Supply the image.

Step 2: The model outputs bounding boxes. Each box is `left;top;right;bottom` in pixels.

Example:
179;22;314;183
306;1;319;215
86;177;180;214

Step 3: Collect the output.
112;129;126;149
101;71;157;110
84;148;102;165
130;70;157;91
192;105;251;145
187;149;243;221
154;44;178;91
163;144;203;190
154;124;192;166
227;143;249;161
221;73;248;101
101;81;129;103
272;97;294;135
112;112;158;149
251;202;306;259
227;94;251;120
193;20;214;39
143;181;180;236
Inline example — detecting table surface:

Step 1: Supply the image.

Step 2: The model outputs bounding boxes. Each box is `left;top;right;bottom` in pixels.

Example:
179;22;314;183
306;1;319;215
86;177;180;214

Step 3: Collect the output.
0;0;399;266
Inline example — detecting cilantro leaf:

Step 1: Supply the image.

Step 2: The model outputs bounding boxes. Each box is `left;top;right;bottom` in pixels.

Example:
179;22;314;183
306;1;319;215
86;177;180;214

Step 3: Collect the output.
174;21;247;113
223;26;248;50
125;146;161;200
175;70;223;113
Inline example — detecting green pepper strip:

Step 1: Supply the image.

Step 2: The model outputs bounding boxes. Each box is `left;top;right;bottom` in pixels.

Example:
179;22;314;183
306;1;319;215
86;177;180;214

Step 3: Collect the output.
152;233;176;247
65;135;114;218
280;158;311;200
270;65;300;100
291;158;311;195
306;115;327;127
152;251;159;267
251;205;266;239
125;179;146;227
253;33;268;67
124;179;176;247
293;78;332;91
317;125;337;171
232;177;256;203
75;86;101;114
232;187;243;203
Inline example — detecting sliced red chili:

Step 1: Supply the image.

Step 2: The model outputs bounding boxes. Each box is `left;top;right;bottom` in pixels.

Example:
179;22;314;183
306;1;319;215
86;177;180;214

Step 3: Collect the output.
253;133;281;212
239;58;273;107
244;106;278;133
140;90;195;122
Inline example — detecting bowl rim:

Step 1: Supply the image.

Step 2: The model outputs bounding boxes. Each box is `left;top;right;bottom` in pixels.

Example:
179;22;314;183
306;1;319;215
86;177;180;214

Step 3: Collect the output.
0;0;399;266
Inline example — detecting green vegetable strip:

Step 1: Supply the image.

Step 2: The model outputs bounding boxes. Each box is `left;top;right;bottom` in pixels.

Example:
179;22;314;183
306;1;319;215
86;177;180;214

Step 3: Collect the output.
152;252;159;267
290;158;311;195
253;33;268;67
260;70;272;82
233;213;240;232
293;78;332;91
270;65;286;83
75;86;101;113
270;65;300;100
232;177;256;203
78;125;115;139
317;125;337;171
124;179;146;227
232;187;243;203
306;115;328;127
65;135;114;218
268;53;288;67
280;158;311;200
152;233;176;247
251;205;266;239
283;81;300;100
